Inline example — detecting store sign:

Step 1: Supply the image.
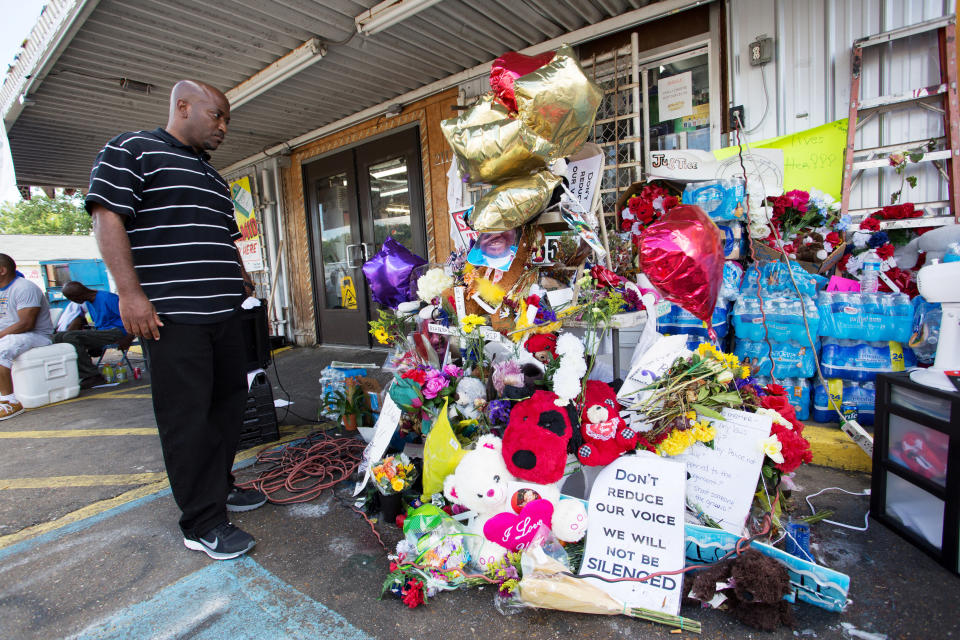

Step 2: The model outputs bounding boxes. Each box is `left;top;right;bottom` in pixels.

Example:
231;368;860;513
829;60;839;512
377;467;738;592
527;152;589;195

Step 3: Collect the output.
657;71;693;122
672;408;772;534
580;453;686;615
230;176;264;272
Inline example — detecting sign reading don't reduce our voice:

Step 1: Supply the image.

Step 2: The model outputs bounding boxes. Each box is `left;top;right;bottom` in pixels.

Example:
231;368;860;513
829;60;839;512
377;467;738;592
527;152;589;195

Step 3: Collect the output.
579;453;686;615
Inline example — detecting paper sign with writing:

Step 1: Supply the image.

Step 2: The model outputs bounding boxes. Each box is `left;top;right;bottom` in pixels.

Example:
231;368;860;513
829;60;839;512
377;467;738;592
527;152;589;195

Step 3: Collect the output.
450;207;479;251
658;71;693;122
353;395;402;496
673;408;772;534
580;453;686;614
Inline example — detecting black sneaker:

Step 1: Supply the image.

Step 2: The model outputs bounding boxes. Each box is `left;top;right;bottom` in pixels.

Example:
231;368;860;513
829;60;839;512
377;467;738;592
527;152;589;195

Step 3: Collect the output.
183;522;255;560
226;487;268;512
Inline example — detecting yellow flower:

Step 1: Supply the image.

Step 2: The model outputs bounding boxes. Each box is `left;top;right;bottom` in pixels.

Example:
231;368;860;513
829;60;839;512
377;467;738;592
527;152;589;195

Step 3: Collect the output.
761;434;784;464
374;327;390;344
740;365;751;379
692;421;716;442
460;314;487;334
658;429;696;456
685;410;697;421
695;343;717;358
391;477;405;492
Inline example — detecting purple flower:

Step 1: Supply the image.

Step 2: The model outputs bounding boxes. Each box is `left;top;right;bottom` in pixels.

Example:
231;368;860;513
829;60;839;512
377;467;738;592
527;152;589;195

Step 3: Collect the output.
492;361;524;394
487;399;512;424
442;364;463;378
422;375;449;399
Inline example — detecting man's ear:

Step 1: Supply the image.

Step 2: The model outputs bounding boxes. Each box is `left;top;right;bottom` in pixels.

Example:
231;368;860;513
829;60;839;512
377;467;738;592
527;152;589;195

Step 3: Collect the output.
176;98;190;119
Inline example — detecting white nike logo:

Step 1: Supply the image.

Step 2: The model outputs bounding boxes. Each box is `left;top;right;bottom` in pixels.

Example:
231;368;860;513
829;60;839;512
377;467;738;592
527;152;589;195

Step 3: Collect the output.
201;536;218;548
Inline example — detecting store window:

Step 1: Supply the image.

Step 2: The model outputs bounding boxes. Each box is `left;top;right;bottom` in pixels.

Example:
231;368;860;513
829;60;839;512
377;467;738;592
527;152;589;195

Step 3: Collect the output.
645;52;711;153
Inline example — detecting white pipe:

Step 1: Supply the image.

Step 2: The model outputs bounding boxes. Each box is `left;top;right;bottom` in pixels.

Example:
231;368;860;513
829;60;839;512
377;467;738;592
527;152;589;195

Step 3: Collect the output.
631;32;641;182
271;156;293;342
259;167;282;330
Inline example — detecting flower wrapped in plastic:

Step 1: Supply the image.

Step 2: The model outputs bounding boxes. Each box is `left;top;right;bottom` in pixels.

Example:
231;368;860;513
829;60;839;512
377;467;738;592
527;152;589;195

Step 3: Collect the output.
371;453;418;495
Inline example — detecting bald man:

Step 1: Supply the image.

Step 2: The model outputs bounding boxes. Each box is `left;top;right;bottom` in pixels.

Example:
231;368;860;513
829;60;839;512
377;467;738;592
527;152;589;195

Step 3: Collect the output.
85;80;264;560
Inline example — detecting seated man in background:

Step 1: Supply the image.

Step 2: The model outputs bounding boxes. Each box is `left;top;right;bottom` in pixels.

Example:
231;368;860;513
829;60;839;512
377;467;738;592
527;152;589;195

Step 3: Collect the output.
0;253;54;419
53;281;132;389
55;301;89;333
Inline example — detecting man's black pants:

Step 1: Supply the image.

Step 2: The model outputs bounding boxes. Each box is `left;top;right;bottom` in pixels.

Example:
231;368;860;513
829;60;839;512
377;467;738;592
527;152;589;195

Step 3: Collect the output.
144;314;246;538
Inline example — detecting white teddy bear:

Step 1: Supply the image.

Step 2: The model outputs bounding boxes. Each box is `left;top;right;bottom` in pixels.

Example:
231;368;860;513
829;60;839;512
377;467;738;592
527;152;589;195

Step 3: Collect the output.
443;434;588;569
443;434;515;567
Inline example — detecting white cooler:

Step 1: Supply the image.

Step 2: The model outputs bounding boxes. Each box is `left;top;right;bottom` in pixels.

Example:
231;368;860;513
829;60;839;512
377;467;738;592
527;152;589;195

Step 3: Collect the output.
11;343;80;408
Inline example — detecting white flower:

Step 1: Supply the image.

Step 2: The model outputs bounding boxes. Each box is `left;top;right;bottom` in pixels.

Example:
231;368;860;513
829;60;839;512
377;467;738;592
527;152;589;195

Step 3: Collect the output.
756;407;792;429
852;230;871;249
417;268;453;303
761;434;784;464
748;220;771;239
554;333;587;405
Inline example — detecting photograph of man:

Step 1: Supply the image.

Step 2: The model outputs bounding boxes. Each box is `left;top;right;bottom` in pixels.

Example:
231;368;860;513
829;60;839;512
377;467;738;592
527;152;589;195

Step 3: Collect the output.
467;228;519;271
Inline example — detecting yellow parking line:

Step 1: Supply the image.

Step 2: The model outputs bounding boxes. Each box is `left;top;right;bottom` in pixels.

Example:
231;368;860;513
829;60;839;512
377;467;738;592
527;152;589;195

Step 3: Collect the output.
0;473;168;490
0;425;316;550
0;428;157;438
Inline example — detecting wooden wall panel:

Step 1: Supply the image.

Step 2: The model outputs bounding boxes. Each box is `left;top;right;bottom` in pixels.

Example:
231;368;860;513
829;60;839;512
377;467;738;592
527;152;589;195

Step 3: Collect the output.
280;88;459;345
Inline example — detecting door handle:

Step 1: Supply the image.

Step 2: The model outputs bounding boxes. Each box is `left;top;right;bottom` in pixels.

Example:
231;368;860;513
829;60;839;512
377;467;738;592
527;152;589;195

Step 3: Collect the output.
362;243;375;262
345;243;363;269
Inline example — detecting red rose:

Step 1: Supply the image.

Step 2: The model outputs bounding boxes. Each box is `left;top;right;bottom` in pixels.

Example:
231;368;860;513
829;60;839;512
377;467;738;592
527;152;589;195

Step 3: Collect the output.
662;195;679;211
402;369;427;385
765;383;787;396
876;243;895;260
837;253;852;273
860;217;881;231
825;232;842;246
771;422;813;473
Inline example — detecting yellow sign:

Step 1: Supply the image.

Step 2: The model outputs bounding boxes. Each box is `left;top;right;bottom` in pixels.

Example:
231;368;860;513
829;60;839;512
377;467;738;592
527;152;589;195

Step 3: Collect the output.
340;276;358;310
889;341;905;372
714;119;848;200
229;176;260;241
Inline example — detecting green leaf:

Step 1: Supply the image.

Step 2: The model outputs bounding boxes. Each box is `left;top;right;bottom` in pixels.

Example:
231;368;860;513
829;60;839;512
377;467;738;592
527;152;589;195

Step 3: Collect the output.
697;387;709;401
710;392;744;404
691;403;725;420
890;190;902;204
761;465;774;478
906;176;918;188
908;151;924;163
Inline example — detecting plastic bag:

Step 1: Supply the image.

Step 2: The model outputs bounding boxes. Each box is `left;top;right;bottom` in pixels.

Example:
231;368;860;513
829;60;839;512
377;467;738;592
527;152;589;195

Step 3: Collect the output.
420;400;465;501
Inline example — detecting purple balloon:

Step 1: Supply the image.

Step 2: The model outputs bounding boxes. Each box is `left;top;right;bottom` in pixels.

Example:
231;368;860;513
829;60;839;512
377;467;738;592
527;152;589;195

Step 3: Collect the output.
361;237;427;308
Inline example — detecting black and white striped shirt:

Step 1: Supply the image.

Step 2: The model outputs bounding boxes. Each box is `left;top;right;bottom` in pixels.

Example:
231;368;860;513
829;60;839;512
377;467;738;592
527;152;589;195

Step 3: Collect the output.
85;128;244;323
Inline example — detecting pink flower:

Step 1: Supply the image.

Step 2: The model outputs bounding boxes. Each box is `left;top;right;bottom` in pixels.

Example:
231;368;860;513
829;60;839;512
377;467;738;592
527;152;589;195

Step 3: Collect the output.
442;364;463;378
422;376;448;399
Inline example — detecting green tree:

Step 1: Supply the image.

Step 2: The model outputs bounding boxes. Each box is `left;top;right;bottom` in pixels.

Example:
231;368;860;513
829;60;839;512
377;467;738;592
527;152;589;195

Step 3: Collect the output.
0;192;92;235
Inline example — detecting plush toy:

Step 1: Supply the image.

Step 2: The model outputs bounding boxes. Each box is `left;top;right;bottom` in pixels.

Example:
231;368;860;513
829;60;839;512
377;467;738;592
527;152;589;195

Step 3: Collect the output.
450;377;487;420
443;435;517;567
577;380;639;466
682;548;794;631
502;390;577;485
524;333;558;365
796;231;828;263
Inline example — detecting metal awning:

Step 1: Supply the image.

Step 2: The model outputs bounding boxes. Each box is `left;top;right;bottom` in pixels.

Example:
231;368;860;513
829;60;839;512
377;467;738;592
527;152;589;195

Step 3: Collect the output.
1;0;694;187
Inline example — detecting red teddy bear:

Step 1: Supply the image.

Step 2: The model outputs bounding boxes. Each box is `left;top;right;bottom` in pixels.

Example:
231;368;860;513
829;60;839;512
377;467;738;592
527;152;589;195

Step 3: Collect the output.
577;380;639;466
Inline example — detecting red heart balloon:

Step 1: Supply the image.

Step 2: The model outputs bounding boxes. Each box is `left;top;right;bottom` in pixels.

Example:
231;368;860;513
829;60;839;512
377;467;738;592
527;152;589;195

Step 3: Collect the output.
638;205;724;335
490;51;555;112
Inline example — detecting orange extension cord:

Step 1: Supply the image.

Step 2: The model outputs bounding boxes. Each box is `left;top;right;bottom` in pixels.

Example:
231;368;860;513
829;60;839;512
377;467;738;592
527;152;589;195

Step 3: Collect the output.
237;432;366;504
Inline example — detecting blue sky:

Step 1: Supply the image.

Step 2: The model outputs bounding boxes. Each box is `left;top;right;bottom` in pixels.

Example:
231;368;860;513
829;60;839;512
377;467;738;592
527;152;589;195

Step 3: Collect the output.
2;0;48;70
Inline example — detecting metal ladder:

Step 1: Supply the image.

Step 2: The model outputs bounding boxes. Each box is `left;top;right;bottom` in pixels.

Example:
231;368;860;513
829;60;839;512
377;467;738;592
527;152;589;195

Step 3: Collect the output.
840;15;960;228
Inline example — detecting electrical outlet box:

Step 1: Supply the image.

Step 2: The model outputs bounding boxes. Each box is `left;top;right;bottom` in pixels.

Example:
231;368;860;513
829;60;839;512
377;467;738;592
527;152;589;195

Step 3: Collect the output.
729;105;745;129
748;37;774;66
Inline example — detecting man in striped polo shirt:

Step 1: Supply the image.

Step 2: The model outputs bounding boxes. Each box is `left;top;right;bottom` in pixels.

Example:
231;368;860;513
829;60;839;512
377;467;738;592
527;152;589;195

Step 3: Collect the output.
86;80;267;560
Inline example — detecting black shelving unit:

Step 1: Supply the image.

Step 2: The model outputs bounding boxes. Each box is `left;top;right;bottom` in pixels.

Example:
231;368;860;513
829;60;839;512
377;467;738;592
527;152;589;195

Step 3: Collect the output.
871;372;960;575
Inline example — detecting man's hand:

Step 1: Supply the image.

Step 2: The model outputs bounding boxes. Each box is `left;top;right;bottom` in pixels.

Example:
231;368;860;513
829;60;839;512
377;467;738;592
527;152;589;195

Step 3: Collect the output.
119;292;163;340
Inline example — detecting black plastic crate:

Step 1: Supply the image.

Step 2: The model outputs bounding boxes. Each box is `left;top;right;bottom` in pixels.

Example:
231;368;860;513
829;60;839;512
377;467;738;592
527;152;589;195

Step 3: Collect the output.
238;371;278;448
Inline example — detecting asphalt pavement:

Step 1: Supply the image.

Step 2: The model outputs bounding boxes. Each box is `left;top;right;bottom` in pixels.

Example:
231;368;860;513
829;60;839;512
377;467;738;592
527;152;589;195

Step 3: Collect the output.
0;345;957;639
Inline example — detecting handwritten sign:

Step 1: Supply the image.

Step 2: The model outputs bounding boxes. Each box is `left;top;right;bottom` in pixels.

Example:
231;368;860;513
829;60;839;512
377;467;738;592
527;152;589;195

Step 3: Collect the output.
580;453;686;614
713;119;848;199
673;408;771;534
449;207;479;251
353;395;402;496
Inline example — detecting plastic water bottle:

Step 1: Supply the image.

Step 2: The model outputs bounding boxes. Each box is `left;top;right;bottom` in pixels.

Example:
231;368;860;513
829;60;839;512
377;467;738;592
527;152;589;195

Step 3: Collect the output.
861;250;881;293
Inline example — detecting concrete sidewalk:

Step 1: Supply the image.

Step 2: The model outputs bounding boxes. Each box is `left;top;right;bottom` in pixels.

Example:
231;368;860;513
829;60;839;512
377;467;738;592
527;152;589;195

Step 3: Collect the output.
0;346;956;639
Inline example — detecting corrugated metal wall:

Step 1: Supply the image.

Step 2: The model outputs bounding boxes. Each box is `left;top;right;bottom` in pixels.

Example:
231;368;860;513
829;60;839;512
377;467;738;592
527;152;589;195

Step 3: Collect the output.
728;0;952;213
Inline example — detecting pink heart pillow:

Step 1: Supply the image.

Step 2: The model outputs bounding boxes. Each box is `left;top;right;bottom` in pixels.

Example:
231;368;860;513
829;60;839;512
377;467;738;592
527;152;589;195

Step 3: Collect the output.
483;499;554;552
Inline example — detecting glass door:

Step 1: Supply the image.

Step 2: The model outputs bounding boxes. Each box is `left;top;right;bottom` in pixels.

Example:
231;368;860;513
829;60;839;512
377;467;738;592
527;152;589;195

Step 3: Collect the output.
304;150;370;345
356;128;426;314
303;128;426;346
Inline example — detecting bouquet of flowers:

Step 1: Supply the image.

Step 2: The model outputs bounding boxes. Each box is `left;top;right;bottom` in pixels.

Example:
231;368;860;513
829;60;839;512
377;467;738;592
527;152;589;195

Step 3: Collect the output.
619;183;680;247
372;453;418;495
839;203;931;296
622;343;751;456
369;308;417;347
389;364;463;423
